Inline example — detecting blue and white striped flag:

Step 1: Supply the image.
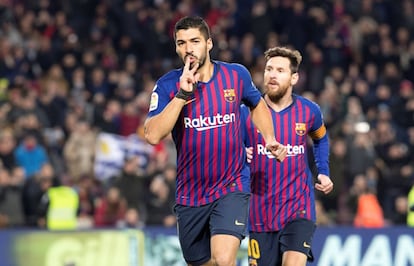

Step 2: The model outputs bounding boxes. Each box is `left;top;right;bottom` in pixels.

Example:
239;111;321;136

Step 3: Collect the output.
94;133;154;181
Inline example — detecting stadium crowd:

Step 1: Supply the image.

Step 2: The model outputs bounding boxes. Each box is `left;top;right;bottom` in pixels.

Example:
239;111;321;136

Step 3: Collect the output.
0;0;413;229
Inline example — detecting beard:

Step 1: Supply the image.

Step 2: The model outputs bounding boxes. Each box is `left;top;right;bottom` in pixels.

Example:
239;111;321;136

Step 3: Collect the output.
184;52;207;70
266;83;289;103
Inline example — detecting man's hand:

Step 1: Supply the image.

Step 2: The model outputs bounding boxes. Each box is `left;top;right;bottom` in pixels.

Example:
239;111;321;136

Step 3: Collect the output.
245;147;253;163
315;174;333;194
265;140;287;162
180;56;200;92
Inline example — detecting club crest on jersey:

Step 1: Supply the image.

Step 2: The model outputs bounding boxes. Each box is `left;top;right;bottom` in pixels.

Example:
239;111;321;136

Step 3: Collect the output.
295;123;306;136
223;89;236;102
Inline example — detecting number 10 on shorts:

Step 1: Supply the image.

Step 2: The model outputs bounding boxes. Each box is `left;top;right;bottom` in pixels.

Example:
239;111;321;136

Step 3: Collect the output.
248;238;260;266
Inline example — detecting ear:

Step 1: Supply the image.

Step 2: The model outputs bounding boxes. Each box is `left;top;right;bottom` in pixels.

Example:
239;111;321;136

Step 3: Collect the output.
207;38;213;52
291;72;299;86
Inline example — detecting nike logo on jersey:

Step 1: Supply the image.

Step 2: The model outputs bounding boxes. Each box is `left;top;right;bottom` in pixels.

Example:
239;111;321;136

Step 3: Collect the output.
303;241;311;248
235;220;245;226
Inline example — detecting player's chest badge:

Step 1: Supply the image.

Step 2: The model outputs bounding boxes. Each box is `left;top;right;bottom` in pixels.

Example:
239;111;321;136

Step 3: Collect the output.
295;122;306;136
223;88;236;102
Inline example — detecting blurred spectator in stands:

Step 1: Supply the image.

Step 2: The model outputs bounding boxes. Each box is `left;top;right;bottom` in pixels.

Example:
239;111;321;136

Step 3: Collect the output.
162;164;177;194
63;118;96;181
374;119;412;219
14;112;44;143
349;174;385;228
381;62;401;90
61;51;78;82
38;64;68;128
347;128;376;183
233;32;261;70
249;0;272;52
305;44;326;95
62;110;80;138
0;167;24;227
145;175;176;227
37;66;68;174
390;195;408;225
320;137;347;222
352;78;375;113
94;186;127;228
87;67;110;99
75;175;102;229
100;43;119;71
111;155;148;221
344;96;366;128
21;163;55;226
374;83;394;109
37;178;79;230
14;131;48;179
114;70;135;103
0;127;17;171
7;88;50;129
69;67;87;104
80;50;98;87
116;36;137;69
94;98;121;134
134;90;151;123
117;207;145;229
10;166;25;187
318;79;342;129
391;79;414;130
119;100;140;137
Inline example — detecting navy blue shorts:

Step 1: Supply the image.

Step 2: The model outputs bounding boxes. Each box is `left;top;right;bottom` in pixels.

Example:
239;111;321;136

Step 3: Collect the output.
174;191;250;266
248;219;316;266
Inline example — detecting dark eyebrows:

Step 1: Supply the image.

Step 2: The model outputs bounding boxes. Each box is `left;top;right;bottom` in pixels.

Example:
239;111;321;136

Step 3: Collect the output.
176;37;202;44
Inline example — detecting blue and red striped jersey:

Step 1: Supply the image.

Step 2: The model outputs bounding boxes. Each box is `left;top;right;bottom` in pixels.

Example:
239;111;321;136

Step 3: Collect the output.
148;61;262;206
241;94;329;232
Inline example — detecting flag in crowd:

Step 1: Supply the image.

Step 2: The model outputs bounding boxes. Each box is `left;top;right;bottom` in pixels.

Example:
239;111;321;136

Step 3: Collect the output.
94;133;154;180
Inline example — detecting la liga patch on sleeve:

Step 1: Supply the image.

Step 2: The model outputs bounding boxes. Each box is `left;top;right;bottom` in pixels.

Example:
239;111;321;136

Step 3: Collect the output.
149;92;159;111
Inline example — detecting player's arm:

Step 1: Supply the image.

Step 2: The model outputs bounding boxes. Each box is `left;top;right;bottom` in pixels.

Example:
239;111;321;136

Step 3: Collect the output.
145;57;199;145
312;133;333;194
237;63;285;161
250;98;287;162
144;98;186;145
309;106;333;194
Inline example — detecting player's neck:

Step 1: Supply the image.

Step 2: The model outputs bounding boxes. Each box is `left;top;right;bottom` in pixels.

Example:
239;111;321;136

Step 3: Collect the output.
265;93;293;112
197;61;214;83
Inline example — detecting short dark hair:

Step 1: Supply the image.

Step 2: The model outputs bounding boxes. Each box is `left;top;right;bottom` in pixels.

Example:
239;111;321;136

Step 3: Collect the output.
264;47;302;73
174;16;211;41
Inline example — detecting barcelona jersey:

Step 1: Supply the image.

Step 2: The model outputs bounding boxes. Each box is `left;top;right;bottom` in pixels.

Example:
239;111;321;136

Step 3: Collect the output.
148;61;262;206
241;94;329;232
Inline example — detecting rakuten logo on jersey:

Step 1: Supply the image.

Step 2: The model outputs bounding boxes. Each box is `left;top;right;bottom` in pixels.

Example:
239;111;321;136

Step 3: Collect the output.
184;113;236;131
257;143;305;158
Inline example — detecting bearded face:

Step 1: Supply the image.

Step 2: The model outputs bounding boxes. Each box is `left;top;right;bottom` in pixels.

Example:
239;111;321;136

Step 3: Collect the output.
265;78;290;102
175;28;212;70
263;56;297;103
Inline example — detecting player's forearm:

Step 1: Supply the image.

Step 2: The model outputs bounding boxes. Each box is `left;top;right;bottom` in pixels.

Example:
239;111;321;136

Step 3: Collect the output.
144;98;186;145
313;135;330;176
250;98;276;144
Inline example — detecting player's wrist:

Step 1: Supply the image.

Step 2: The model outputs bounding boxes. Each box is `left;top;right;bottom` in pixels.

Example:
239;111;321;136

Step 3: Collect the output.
175;88;194;101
